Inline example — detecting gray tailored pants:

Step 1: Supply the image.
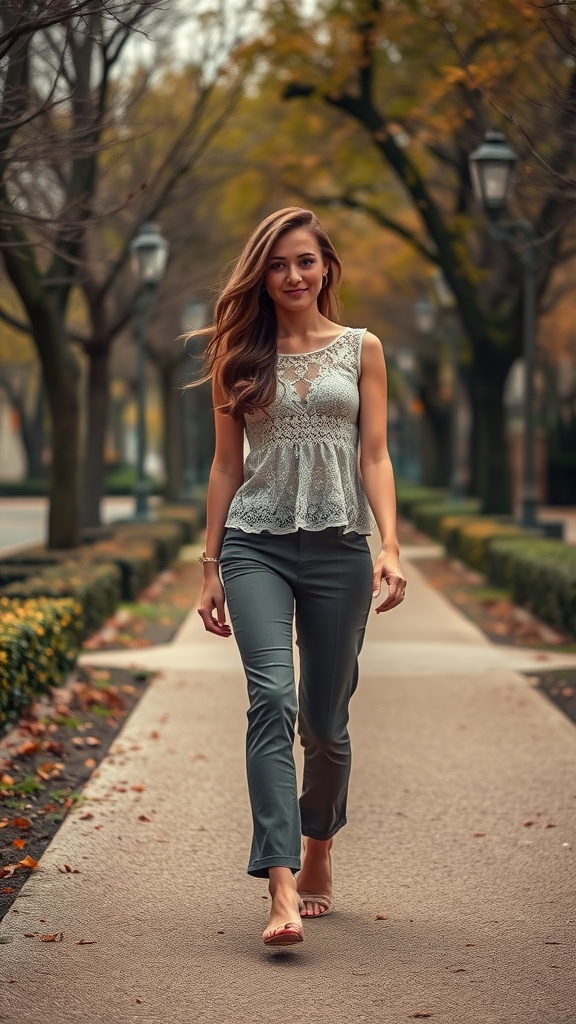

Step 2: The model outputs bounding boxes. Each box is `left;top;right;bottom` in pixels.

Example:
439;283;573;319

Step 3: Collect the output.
220;526;373;878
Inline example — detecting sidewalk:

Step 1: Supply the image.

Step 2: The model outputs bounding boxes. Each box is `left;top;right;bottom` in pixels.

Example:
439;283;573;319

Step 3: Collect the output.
1;541;575;1024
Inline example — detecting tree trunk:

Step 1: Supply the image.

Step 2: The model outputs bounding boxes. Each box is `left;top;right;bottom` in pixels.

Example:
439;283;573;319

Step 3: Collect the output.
22;379;46;479
44;345;81;548
82;343;110;528
160;359;184;502
472;369;512;515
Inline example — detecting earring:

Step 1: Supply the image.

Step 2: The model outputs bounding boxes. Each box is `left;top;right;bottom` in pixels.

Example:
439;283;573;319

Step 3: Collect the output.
322;273;328;288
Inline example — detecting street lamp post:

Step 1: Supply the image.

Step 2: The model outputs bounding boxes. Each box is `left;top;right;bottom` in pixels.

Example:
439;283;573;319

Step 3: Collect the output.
468;130;538;529
129;222;169;521
397;344;420;483
434;270;462;503
181;297;207;501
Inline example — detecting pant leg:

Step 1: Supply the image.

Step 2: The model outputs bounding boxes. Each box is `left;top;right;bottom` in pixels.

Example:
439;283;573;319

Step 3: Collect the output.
220;530;301;878
295;529;373;840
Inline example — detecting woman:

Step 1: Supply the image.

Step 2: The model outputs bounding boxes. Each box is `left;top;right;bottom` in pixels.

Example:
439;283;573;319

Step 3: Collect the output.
196;207;406;947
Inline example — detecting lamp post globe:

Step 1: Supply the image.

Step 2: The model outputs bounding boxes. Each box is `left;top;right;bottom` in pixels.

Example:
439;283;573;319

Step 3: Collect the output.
130;222;169;521
181;297;208;501
468;130;518;216
413;295;435;335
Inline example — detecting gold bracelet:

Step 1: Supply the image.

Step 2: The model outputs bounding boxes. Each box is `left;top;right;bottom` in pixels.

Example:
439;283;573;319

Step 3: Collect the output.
197;552;220;564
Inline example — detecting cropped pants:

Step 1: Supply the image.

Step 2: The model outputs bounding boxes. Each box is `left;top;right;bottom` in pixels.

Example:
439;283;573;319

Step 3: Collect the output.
220;526;373;878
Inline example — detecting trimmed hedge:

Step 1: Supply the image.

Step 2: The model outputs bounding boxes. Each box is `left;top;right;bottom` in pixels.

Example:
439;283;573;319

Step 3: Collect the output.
0;561;121;638
412;499;481;541
0;597;83;734
488;538;576;637
83;540;157;601
156;504;199;544
113;520;184;569
395;484;445;519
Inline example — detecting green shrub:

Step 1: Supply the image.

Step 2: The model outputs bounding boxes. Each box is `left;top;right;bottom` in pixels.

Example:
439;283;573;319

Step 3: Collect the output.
488;538;576;636
156;504;199;544
84;539;157;600
0;564;38;587
412;500;480;541
112;520;184;569
442;517;528;572
0;597;83;735
395;483;445;518
0;561;121;638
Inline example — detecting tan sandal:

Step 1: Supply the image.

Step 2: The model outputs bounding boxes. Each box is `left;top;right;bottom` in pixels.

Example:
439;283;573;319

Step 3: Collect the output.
297;893;333;917
262;921;304;946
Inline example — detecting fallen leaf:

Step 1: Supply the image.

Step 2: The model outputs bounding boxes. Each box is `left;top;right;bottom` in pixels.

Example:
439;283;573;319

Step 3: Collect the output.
131;784;144;792
16;740;39;757
57;865;80;874
0;820;9;828
138;815;151;822
11;817;31;829
473;832;486;838
76;938;96;944
1;887;15;893
12;839;26;849
40;932;63;942
24;932;38;937
1;774;14;786
85;737;101;746
375;914;388;920
136;997;143;1004
523;821;534;827
149;730;160;740
79;812;94;820
84;758;97;768
71;737;85;747
0;865;19;878
19;855;38;870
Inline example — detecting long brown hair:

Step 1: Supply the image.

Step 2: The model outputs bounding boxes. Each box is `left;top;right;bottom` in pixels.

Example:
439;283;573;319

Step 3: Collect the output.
188;208;342;418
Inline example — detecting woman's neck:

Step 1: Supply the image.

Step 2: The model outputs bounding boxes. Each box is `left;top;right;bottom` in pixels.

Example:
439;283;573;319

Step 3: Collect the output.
274;308;332;344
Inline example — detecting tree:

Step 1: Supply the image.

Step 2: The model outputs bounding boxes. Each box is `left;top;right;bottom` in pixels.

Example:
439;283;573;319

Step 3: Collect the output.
248;0;576;512
0;0;165;546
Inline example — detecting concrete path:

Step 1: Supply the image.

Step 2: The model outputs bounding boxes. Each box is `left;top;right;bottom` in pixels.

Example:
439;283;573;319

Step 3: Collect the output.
1;543;575;1024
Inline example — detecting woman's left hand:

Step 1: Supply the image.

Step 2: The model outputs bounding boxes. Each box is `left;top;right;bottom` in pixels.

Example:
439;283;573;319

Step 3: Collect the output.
372;549;406;613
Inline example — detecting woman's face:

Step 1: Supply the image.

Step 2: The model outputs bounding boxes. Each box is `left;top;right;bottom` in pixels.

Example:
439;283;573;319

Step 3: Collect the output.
264;228;328;312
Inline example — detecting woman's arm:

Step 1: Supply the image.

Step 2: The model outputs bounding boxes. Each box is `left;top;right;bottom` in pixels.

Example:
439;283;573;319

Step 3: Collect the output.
358;331;406;613
197;377;245;636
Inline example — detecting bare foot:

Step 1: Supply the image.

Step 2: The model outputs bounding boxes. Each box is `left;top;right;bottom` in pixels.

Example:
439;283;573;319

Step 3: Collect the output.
262;868;303;944
297;837;333;917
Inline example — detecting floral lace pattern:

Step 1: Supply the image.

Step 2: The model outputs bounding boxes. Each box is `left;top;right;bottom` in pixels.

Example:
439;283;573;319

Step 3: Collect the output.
225;328;375;535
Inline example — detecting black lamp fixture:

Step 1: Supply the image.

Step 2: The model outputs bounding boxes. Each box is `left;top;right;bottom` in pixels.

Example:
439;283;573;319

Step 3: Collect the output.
468;130;518;217
130;222;169;286
129;222;169;520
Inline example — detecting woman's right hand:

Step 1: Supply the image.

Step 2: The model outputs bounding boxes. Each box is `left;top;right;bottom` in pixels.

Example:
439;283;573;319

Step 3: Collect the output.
197;574;232;637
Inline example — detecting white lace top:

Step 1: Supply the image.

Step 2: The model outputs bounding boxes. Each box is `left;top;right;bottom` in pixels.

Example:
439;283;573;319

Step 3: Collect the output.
225;327;375;535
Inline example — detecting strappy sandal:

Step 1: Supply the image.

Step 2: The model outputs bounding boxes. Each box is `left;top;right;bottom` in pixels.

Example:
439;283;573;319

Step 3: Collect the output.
262;921;304;946
297;893;333;917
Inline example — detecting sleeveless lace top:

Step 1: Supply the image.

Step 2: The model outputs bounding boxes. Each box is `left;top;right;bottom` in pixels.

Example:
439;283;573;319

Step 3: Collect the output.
225;327;375;535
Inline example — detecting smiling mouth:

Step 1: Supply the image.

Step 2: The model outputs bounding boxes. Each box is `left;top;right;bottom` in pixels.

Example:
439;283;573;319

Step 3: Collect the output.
284;288;307;295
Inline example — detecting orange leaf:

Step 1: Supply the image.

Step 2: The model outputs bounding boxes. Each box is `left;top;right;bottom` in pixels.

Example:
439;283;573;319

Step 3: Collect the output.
19;855;38;870
1;774;14;786
40;932;63;942
0;864;19;878
16;740;39;757
131;784;144;792
138;815;151;822
0;820;9;828
0;886;15;893
76;938;96;945
84;758;97;768
11;816;31;829
79;811;94;820
85;737;101;746
12;839;26;849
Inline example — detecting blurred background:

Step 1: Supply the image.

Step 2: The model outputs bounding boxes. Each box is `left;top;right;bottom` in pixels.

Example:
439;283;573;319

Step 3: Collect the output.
1;0;575;549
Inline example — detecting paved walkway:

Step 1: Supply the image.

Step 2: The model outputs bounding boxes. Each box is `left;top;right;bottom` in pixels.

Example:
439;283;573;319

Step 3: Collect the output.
1;542;575;1023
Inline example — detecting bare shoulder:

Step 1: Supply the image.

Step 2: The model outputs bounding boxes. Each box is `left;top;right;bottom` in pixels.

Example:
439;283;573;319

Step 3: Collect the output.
360;330;386;371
